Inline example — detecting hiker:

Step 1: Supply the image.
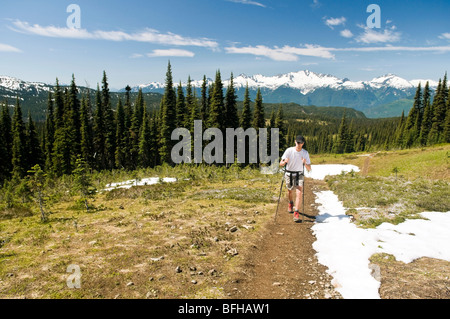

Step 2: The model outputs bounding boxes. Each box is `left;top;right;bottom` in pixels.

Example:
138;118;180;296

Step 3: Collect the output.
279;135;311;222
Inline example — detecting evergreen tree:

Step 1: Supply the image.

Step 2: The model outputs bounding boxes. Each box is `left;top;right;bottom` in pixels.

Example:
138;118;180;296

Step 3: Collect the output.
176;81;187;127
11;97;27;178
102;71;116;170
73;157;96;213
419;82;432;145
200;75;208;124
444;87;450;143
124;85;133;130
334;113;351;154
159;61;178;164
395;110;406;148
186;77;199;133
252;88;265;129
115;98;127;169
25;112;43;171
93;84;106;170
0;100;12;181
428;79;447;144
225;73;239;129
44;92;55;170
274;105;286;157
80;94;94;167
240;84;252;130
27;164;47;222
138;109;152;168
208;70;225;131
404;83;422;147
68;74;81;157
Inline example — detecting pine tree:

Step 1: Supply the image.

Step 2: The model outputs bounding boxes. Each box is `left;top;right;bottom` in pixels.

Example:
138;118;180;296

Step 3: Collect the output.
225;73;239;129
444;87;450;143
200;75;208;124
274;105;286;158
44;92;55;171
395;110;406;148
73;157;96;213
25;112;43;171
176;81;187;127
159;61;178;164
334;113;351;154
428;79;447;144
240;84;252;130
404;83;422;147
80;94;94;167
0;100;12;181
419;82;432;145
186;77;199;133
68;74;81;157
208;70;225;131
102;71;116;170
252;88;265;129
11;97;27;178
115;98;127;169
138;108;152;168
93;84;106;170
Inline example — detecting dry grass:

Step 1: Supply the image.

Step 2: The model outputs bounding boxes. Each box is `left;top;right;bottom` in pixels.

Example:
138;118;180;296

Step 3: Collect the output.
0;169;280;299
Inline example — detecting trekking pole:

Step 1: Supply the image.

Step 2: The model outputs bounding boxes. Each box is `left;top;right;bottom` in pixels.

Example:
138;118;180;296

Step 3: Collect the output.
274;168;285;223
302;162;305;223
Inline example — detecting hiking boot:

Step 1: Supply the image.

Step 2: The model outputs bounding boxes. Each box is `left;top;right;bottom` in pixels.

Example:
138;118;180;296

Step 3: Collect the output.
293;211;301;223
288;202;294;214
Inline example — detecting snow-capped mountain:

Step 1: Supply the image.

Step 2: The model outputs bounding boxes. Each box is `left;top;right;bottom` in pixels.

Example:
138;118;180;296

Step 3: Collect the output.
130;70;438;95
126;70;438;117
0;75;52;94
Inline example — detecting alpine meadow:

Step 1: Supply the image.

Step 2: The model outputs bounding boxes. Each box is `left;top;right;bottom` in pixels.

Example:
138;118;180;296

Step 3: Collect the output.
0;0;449;304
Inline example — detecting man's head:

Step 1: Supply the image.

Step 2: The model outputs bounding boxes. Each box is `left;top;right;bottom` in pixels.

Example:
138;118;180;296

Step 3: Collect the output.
295;135;305;146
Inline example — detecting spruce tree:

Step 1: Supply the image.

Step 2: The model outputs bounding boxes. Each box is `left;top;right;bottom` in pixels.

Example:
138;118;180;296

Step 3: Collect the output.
25;112;43;171
252;88;265;129
11;97;27;178
208;70;225;131
419;82;432;145
138;108;152;168
225;73;239;129
68;74;81;157
93;84;106;170
428;79;446;144
44;92;55;171
115;98;127;169
1;100;12;180
274;105;286;158
200;75;208;124
404;83;422;147
159;61;178;164
102;71;116;170
176;81;187;127
240;84;252;130
80;95;94;167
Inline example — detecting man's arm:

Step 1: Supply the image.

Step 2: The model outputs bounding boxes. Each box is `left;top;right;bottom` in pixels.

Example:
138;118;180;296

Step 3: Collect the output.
280;157;289;167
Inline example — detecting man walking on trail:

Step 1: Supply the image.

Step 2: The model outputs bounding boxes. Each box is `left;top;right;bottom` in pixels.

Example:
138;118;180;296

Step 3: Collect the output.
280;135;311;223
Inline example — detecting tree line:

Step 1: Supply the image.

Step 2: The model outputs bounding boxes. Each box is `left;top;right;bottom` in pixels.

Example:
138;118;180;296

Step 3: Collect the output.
0;62;286;184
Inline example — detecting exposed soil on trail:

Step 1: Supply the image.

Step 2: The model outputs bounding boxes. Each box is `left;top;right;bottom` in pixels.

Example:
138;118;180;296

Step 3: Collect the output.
224;178;343;299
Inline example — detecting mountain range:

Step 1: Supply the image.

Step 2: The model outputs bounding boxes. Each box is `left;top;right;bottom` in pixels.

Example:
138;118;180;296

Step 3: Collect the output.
127;70;438;118
0;70;439;120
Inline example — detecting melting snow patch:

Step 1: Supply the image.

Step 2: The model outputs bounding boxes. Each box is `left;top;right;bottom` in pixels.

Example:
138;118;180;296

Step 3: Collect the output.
308;165;450;299
103;177;177;191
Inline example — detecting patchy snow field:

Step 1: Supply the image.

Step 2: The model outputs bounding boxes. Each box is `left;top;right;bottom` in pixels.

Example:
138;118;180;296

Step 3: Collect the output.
104;177;177;191
309;164;450;299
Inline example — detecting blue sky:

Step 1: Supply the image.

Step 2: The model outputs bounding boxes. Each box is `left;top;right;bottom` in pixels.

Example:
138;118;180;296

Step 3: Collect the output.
0;0;449;90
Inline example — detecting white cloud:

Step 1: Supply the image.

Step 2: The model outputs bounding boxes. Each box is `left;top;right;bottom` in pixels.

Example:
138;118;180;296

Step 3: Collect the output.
9;20;218;49
324;17;346;29
225;44;335;61
340;29;354;38
330;45;450;53
0;43;22;53
146;49;195;58
356;26;401;44
439;33;450;40
227;0;266;8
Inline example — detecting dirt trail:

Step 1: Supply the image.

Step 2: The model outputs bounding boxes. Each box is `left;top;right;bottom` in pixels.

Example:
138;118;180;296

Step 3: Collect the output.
225;178;342;299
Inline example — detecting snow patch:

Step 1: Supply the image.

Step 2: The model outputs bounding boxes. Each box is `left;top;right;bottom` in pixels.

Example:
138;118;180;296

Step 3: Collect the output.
309;164;450;299
103;177;177;191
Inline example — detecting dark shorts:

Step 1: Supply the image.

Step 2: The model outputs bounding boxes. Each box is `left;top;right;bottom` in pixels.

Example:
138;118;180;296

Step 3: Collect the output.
285;172;304;190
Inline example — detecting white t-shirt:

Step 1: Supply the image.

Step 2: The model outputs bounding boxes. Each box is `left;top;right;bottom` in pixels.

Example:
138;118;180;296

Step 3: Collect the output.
282;147;311;172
